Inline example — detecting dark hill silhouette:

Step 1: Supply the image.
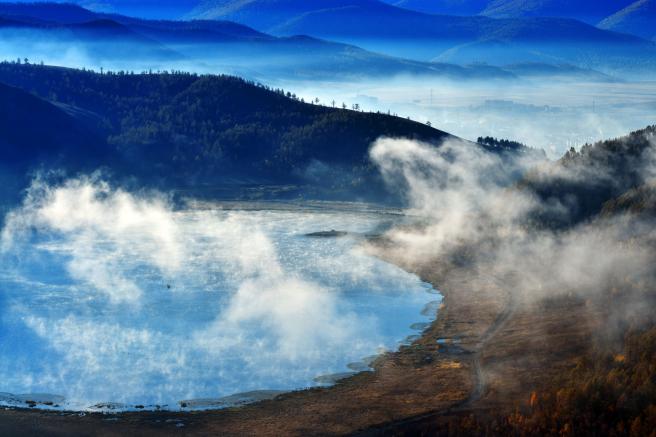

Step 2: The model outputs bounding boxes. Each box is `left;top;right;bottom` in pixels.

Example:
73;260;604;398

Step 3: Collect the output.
601;181;656;217
0;80;105;165
0;80;108;205
0;63;462;201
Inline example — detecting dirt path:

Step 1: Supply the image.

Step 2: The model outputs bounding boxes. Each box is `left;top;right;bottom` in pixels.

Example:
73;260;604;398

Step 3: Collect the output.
462;274;517;407
353;272;517;436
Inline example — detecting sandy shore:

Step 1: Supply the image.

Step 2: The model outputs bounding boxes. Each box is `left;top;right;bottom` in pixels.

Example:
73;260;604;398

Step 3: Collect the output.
0;238;600;436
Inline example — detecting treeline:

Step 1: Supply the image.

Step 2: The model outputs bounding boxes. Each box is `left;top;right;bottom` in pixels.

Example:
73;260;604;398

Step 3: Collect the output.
521;125;656;227
477;136;527;151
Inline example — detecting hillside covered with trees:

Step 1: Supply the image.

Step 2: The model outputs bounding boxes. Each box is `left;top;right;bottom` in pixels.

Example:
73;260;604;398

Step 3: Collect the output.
0;62;457;201
522;125;656;227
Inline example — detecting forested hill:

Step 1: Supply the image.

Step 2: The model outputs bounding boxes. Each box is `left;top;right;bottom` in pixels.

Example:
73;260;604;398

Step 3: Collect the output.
522;125;656;227
0;62;455;201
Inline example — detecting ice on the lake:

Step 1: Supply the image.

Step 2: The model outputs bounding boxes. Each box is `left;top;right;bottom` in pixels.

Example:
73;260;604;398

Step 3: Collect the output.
88;402;128;410
0;392;65;408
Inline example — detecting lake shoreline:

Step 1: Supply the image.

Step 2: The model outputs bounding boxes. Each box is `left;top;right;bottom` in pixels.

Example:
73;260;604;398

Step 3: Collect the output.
0;234;492;435
0;231;598;435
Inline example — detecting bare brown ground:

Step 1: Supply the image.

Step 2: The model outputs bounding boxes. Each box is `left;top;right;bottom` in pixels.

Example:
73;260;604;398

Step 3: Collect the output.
0;240;600;436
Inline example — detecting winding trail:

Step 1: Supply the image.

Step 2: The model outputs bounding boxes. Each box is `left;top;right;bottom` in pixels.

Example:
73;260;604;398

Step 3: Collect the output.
460;278;517;408
355;272;518;435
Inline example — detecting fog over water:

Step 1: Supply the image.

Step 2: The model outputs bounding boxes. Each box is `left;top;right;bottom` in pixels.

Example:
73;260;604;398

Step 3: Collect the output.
0;177;439;410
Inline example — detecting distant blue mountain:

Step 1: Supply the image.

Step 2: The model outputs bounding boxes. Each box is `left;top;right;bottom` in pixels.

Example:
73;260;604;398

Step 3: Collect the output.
190;0;636;28
598;0;656;41
0;6;184;61
0;0;197;19
0;0;640;26
0;1;97;22
0;3;519;81
186;0;656;75
381;0;636;23
383;0;488;16
481;0;635;24
2;2;653;78
75;0;195;18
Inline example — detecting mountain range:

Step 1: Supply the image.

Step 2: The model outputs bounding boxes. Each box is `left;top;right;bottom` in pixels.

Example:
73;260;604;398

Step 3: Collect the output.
479;0;636;23
383;0;637;24
188;0;653;39
5;0;654;41
183;0;656;74
2;0;645;26
0;3;521;81
2;2;635;81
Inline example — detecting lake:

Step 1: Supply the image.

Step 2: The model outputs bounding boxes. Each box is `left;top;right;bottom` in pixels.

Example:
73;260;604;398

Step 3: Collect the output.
0;186;440;411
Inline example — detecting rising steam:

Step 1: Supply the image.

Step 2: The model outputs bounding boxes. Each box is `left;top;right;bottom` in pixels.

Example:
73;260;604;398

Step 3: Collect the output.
369;137;656;314
0;175;434;407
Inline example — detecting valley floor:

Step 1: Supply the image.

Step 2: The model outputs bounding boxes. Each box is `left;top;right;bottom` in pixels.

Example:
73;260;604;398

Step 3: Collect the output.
0;236;627;436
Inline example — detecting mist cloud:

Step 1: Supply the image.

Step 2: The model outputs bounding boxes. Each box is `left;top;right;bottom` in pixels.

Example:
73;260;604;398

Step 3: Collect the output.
0;176;434;407
369;136;656;311
2;176;181;303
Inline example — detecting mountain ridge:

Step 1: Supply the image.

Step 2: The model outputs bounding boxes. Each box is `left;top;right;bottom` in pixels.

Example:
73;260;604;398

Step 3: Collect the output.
482;0;635;23
184;0;656;75
0;3;522;81
598;0;656;41
381;0;637;23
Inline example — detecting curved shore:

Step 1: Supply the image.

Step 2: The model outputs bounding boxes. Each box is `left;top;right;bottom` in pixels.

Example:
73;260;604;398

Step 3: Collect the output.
0;237;598;436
